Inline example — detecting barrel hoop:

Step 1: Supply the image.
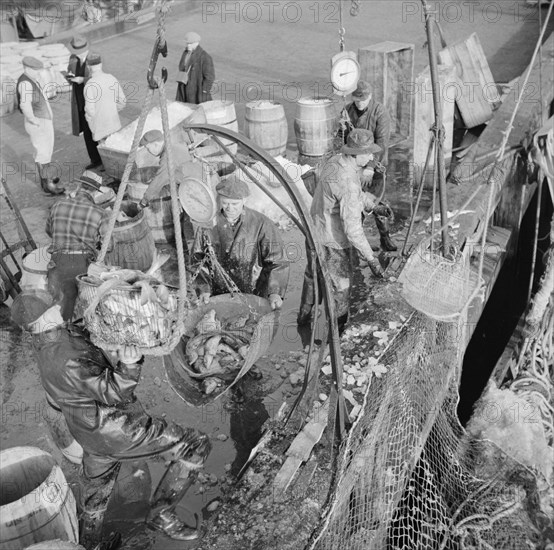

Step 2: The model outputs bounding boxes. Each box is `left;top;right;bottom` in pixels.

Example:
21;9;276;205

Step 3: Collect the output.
22;264;48;275
0;482;74;542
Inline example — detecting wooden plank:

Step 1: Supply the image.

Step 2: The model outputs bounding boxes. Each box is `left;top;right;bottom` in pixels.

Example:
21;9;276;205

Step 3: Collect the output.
438;33;495;128
358;42;415;139
273;399;329;497
413;64;457;181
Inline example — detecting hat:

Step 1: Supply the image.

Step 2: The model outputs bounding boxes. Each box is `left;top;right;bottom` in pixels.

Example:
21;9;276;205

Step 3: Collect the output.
351;80;372;100
341;129;382;156
22;57;44;70
184;31;201;44
11;292;52;330
76;170;103;192
70;35;88;51
216;174;250;199
140;129;164;146
87;52;102;66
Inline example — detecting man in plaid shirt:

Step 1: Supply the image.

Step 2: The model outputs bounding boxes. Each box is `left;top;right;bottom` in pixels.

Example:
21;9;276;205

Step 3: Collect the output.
46;180;107;320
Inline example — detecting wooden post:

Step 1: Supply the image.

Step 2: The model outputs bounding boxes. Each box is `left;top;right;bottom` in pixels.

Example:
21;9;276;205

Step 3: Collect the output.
421;1;449;256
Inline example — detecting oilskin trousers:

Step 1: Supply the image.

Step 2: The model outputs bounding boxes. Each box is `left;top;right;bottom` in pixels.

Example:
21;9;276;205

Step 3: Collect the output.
80;412;211;549
298;245;354;326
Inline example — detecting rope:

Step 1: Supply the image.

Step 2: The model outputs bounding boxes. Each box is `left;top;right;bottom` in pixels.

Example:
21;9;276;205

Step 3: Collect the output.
477;0;553;283
97;87;155;263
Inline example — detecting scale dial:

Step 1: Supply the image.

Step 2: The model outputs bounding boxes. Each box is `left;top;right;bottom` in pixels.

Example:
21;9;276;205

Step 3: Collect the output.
330;51;360;95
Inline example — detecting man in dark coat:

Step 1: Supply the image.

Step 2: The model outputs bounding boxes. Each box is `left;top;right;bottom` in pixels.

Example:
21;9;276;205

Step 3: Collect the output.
67;35;103;169
175;31;215;104
191;174;289;310
11;293;212;548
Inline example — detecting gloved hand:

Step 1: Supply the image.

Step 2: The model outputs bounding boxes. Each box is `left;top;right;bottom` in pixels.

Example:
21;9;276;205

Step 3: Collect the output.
367;257;385;278
118;346;143;364
199;292;211;304
373;202;393;219
361;167;374;187
268;293;283;310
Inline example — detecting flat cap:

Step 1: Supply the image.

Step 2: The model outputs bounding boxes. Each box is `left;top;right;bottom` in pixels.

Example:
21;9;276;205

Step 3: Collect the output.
140;129;164;146
11;292;52;330
351;79;372;100
341;128;381;156
184;31;201;44
22;56;44;70
87;52;102;66
70;34;88;51
216;174;250;199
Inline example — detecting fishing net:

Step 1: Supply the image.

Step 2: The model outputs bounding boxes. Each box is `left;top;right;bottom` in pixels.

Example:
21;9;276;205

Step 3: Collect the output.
310;308;549;550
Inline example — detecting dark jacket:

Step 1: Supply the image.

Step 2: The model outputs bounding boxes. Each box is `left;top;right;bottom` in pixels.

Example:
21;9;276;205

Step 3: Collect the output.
175;46;215;104
33;324;146;455
346;99;390;164
192;207;289;298
68;54;91;135
16;74;52;120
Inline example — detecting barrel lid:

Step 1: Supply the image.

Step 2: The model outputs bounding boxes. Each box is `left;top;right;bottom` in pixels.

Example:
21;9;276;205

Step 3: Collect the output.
178;176;217;224
22;246;51;271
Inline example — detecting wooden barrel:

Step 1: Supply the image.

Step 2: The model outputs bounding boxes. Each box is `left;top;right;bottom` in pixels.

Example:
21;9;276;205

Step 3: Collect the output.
244;101;288;157
105;201;155;270
0;75;16;118
294;97;338;157
201;100;238;155
20;246;51;293
146;187;175;245
0;446;79;550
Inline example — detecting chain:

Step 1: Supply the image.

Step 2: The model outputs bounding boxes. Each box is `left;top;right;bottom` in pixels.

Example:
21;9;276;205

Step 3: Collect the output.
350;0;360;17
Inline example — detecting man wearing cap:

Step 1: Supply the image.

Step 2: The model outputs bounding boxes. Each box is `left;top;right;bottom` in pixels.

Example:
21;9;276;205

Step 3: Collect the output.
68;35;103;169
16;56;65;196
46;179;109;321
191;174;289;311
10;293;212;546
298;129;385;331
176;31;215;104
84;52;126;142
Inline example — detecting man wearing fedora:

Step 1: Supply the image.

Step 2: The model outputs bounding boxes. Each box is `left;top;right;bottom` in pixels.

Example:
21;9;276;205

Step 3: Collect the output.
46;174;109;321
10;293;212;547
68;35;104;170
298;129;385;332
16;56;65;196
341;79;397;251
176;31;215;104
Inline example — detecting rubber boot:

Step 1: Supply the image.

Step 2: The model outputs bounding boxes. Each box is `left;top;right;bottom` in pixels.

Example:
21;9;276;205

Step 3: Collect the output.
147;435;211;541
374;214;397;252
43;162;65;195
147;462;201;540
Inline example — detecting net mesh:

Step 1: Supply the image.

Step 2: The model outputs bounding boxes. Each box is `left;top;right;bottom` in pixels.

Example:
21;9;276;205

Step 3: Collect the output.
310;306;548;550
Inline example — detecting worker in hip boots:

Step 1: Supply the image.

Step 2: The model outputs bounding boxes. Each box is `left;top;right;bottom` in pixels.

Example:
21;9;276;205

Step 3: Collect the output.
16;56;65;196
11;293;212;549
297;129;385;333
46;178;109;321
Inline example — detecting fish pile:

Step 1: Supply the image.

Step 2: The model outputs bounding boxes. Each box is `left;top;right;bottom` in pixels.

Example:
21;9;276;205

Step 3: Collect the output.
79;254;179;347
183;309;258;395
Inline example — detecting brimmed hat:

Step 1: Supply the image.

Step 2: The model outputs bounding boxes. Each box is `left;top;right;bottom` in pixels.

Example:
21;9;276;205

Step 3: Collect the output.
76;170;103;192
70;35;88;52
184;31;201;44
341;129;381;156
11;292;53;330
22;57;44;70
216;174;250;199
351;80;372;100
87;52;102;66
140;129;164;146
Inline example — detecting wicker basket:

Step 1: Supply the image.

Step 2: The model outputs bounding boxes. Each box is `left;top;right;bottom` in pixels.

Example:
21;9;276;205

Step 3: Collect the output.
76;275;182;350
398;244;483;322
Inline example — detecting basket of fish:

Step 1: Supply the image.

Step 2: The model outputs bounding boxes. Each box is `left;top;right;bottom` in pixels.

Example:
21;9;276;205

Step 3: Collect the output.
164;293;279;406
76;256;183;353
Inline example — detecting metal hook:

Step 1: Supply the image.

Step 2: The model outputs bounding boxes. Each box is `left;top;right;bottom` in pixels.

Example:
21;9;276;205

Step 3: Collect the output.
147;36;168;89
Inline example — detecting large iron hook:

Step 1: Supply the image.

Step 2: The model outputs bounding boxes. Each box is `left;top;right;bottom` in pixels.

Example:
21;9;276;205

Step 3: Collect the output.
147;36;168;89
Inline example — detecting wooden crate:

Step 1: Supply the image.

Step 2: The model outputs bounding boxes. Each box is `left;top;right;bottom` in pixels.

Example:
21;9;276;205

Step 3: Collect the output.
413;64;457;183
438;33;495;128
358;41;415;142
